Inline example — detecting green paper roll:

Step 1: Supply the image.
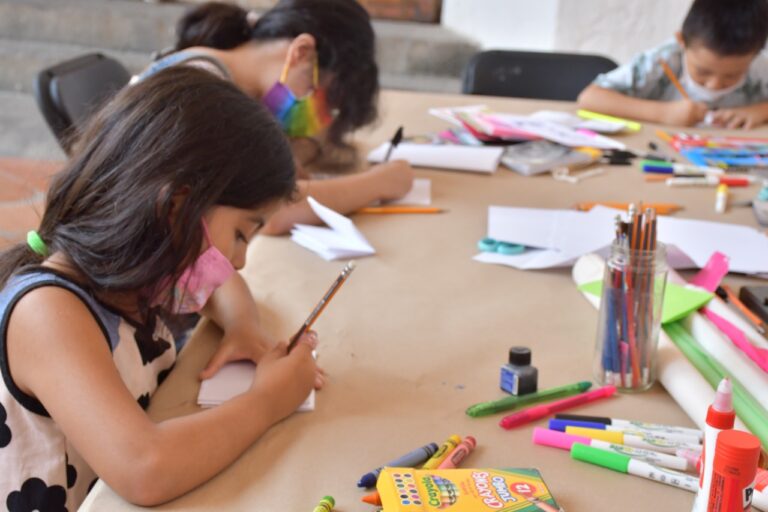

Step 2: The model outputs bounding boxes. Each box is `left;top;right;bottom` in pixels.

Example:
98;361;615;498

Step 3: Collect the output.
664;321;768;450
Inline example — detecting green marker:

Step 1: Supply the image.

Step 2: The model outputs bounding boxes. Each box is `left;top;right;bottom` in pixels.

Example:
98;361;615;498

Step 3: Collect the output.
312;495;335;512
571;443;699;492
465;381;592;417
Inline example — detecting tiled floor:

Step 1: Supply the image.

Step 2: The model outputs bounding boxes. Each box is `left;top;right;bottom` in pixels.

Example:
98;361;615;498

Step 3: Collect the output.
0;158;62;250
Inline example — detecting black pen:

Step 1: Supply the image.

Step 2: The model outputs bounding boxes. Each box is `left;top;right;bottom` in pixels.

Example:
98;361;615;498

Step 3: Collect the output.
383;126;403;162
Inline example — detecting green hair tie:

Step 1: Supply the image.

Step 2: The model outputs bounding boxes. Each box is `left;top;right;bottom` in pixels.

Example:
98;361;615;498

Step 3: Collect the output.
26;230;48;257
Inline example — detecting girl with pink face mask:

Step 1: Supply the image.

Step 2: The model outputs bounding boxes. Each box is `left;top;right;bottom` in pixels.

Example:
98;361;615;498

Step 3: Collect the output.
134;0;415;235
0;67;320;509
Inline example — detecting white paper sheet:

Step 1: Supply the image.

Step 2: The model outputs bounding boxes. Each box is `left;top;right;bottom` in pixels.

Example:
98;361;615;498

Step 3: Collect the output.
367;143;503;174
572;253;747;431
482;204;768;275
291;197;375;261
198;361;315;412
385;178;431;206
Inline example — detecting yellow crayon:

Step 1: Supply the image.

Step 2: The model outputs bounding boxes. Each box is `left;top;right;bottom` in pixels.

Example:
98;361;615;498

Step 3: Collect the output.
421;434;462;469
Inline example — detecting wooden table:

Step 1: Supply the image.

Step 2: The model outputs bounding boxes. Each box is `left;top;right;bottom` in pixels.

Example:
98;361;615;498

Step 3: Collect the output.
81;90;766;511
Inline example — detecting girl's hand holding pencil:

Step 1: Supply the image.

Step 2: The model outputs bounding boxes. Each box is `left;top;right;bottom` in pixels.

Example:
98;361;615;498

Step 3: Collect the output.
250;332;320;421
661;99;708;126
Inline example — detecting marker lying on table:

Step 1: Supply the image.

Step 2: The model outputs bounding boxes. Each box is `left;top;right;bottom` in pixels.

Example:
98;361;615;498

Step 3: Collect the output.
554;413;703;440
499;385;616;430
466;381;592;417
287;261;355;352
548;419;700;444
666;176;755;187
532;427;694;472
566;426;702;455
571;442;699;492
641;159;723;175
356;442;438;488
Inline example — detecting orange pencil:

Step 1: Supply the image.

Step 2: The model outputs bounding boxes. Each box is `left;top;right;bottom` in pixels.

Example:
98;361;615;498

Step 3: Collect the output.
357;206;444;214
720;284;767;334
575;201;682;215
659;59;689;99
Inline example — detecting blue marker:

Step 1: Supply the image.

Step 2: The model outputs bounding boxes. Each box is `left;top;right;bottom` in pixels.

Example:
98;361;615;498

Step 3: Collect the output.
357;442;438;488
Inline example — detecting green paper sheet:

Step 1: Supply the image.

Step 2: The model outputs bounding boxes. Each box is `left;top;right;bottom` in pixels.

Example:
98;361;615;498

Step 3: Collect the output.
579;280;713;324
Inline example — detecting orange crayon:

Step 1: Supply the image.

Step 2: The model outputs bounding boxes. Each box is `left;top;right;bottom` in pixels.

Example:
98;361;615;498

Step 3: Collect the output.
437;436;476;469
361;491;382;506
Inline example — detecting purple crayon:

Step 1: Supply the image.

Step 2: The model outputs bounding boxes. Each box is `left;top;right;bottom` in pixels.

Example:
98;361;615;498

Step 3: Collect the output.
357;442;438;488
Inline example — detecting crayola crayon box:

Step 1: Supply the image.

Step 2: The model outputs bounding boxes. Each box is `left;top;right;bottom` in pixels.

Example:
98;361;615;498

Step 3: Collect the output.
377;467;562;511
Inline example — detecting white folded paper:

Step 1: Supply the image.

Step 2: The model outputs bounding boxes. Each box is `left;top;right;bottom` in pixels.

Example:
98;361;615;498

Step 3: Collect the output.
475;205;768;275
367;143;503;174
197;361;315;412
291;197;375;261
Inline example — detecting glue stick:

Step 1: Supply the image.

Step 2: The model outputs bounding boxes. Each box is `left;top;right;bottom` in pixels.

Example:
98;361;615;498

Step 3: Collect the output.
706;430;760;511
692;378;734;512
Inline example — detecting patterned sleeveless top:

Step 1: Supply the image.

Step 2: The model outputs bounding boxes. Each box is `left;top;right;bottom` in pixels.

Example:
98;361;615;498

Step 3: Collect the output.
131;49;231;85
0;270;176;511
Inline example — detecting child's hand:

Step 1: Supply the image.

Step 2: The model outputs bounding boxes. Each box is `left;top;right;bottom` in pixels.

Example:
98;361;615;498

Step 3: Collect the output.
249;332;319;422
370;160;415;201
199;324;274;381
662;99;708;126
708;106;768;129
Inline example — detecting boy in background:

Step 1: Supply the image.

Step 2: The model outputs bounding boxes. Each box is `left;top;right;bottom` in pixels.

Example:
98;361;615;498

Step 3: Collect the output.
577;0;768;129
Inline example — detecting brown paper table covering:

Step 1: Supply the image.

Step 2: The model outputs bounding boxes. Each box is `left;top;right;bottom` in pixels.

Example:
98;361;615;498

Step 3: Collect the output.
80;90;767;511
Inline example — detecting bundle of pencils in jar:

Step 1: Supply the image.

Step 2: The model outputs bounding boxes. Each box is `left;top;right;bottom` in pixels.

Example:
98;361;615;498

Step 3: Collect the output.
593;204;668;392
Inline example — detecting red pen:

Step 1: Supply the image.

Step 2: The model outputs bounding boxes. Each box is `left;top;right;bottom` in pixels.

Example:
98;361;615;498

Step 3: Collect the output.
499;386;617;430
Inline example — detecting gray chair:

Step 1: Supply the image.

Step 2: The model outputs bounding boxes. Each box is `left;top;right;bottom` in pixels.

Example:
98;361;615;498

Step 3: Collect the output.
34;53;131;153
461;50;618;101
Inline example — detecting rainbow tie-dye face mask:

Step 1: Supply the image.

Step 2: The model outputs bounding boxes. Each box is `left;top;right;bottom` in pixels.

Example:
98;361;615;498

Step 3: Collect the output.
262;60;333;138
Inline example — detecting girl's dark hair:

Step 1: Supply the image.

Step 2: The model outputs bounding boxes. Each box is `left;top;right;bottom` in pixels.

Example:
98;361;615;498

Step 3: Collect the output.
682;0;768;55
0;66;295;314
175;0;379;146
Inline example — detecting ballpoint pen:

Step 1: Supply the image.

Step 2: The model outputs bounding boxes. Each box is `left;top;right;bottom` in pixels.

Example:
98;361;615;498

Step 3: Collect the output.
383;125;403;162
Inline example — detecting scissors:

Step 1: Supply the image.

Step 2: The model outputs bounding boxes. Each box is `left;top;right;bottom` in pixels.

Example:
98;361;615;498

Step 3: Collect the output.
477;237;525;255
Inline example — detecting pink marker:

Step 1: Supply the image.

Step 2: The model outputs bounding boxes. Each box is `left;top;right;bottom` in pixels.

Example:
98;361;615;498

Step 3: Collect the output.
532;428;694;472
500;386;616;430
437;436;477;469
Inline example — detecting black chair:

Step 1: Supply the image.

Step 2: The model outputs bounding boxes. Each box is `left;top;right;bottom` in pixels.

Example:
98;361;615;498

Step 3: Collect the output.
34;53;131;153
461;50;618;101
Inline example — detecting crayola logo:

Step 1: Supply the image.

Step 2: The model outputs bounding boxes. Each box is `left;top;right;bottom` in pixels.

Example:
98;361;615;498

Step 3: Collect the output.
421;476;442;507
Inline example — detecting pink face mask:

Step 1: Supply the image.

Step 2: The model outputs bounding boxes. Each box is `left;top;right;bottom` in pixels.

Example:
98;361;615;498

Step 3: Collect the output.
153;220;235;314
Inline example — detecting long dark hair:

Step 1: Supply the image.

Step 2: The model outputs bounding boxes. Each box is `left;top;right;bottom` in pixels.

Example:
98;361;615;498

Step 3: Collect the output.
0;67;295;314
175;0;379;146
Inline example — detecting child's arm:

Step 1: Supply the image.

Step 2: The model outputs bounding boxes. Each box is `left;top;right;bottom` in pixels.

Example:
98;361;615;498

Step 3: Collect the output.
199;272;276;379
708;102;768;129
7;287;318;506
260;159;415;235
577;84;708;126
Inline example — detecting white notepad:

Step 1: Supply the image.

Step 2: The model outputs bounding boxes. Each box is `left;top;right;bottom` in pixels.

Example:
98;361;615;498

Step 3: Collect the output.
291;197;375;261
197;361;315;412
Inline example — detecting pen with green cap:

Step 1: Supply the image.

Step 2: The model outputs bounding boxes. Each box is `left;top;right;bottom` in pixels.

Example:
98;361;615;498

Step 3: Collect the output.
465;381;592;418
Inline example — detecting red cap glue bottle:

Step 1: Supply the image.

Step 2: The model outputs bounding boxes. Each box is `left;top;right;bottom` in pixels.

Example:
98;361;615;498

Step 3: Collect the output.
706;430;760;511
692;378;735;512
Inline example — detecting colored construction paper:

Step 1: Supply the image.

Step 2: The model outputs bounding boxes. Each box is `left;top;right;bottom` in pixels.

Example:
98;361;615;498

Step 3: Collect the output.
579;280;713;324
